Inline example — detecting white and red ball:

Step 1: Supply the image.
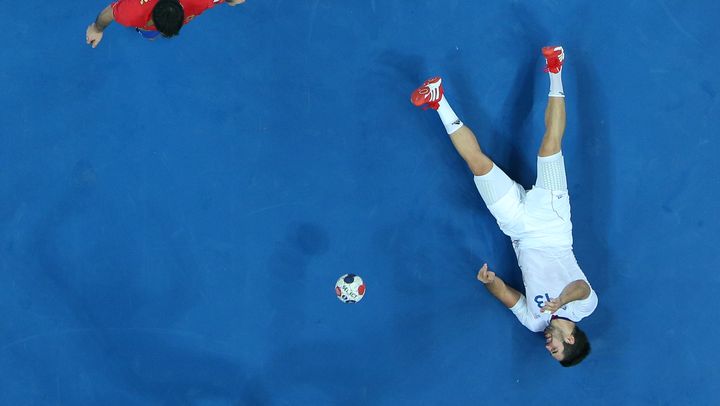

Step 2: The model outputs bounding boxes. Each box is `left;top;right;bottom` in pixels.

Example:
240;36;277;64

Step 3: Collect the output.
335;274;366;303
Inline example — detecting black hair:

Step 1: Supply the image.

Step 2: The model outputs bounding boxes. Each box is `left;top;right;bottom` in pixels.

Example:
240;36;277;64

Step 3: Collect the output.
559;326;590;367
152;0;184;37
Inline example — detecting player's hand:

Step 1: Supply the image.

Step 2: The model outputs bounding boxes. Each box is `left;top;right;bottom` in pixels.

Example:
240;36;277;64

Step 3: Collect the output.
540;298;564;314
86;23;104;48
476;264;495;284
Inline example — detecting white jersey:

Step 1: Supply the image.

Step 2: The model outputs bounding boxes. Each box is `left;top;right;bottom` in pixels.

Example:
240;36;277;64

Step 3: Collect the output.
476;159;599;332
509;246;598;332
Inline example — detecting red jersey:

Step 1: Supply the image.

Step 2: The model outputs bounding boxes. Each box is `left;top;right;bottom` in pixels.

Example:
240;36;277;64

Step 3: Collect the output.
111;0;225;30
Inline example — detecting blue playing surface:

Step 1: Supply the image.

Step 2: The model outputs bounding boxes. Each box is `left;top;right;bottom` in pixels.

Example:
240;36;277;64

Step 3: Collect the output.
1;1;719;404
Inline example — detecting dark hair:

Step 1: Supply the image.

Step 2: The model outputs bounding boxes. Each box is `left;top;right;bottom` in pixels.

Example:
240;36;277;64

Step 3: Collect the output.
152;0;184;37
559;326;590;367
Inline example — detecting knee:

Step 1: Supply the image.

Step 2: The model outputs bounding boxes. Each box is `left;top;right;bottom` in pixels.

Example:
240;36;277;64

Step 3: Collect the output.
539;136;561;157
468;158;493;176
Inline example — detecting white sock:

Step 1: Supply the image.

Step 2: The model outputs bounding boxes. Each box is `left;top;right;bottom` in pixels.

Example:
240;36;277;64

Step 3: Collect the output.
548;71;564;98
436;96;464;134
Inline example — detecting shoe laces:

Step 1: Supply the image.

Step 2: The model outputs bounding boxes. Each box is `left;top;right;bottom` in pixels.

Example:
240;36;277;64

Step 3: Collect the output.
544;56;562;73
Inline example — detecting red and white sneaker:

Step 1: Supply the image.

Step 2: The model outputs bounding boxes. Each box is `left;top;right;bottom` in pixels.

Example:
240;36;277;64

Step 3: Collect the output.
542;46;564;74
410;77;444;110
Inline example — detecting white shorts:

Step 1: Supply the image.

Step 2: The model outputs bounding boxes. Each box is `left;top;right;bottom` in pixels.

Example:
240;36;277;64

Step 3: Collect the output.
474;153;573;249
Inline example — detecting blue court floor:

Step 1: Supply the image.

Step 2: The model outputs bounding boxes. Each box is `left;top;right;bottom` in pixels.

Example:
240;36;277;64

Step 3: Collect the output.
1;1;718;404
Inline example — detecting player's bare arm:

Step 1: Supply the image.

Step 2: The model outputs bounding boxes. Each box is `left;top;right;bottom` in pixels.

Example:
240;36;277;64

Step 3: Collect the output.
540;280;591;314
476;264;522;308
86;5;114;48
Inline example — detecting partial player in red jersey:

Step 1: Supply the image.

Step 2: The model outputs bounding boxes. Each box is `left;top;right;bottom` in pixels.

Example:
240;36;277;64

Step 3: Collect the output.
86;0;246;48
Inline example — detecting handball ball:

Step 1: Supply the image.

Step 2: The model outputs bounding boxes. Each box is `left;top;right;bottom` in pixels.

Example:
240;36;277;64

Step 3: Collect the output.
335;274;366;303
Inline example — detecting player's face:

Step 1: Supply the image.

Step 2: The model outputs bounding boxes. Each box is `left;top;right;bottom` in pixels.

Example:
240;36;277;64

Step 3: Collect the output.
544;326;566;361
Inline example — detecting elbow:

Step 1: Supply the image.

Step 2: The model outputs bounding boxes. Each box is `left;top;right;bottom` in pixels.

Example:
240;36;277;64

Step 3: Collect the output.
577;280;591;299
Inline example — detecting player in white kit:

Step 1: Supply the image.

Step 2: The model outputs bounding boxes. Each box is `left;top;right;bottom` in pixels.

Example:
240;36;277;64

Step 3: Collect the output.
410;46;598;367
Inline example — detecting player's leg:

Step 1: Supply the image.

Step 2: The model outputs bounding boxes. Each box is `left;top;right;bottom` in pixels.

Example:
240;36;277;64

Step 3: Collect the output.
448;126;494;176
411;77;521;220
535;46;569;192
410;77;493;176
539;46;566;158
539;97;566;157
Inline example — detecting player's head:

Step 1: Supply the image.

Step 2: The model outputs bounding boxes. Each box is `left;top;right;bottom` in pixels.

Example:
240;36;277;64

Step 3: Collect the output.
152;0;184;38
544;324;590;367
